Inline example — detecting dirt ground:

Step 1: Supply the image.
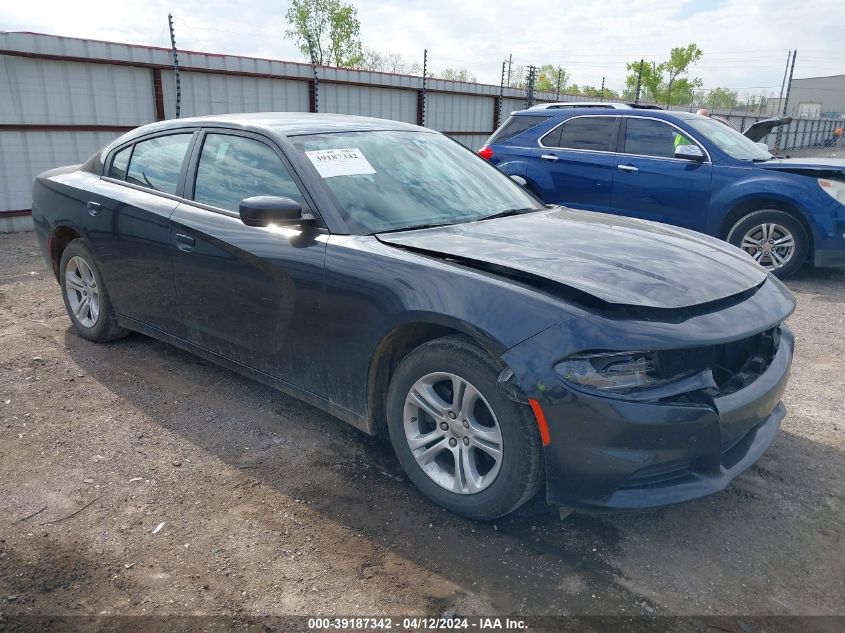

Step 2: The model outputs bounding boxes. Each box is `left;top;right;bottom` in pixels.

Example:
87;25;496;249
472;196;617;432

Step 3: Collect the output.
1;230;843;625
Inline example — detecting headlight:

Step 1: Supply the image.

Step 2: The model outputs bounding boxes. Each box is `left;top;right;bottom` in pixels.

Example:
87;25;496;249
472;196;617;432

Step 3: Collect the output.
555;351;664;392
818;178;845;206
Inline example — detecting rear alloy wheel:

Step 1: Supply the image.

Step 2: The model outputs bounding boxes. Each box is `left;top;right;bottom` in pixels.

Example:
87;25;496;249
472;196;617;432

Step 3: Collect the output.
727;209;808;279
386;335;543;520
59;238;130;343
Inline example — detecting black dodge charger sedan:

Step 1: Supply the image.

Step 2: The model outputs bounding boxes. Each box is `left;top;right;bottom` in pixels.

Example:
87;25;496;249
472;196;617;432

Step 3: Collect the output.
32;113;795;519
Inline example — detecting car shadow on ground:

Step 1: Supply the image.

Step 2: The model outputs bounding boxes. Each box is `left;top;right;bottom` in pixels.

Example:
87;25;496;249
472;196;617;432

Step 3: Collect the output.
59;316;845;616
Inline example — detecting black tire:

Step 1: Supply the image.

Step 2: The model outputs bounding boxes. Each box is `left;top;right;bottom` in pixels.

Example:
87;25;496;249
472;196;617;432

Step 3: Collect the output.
59;238;130;343
386;335;544;520
726;209;809;279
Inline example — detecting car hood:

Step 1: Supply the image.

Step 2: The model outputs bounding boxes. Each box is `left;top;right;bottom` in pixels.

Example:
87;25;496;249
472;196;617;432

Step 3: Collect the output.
377;208;766;309
757;157;845;173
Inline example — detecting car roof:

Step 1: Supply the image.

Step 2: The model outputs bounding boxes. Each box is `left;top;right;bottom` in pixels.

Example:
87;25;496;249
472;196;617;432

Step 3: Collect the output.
123;112;426;139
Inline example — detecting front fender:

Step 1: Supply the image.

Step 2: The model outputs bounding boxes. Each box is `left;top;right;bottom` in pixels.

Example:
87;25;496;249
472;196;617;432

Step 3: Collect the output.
706;168;836;238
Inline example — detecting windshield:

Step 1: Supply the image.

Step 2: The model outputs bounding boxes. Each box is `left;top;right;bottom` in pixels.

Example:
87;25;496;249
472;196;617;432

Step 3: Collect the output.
686;117;772;161
290;130;544;233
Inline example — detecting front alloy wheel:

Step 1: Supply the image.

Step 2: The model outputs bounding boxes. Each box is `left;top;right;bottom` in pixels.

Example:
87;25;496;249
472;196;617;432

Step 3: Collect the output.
386;335;544;520
739;223;796;272
727;209;809;279
404;372;503;494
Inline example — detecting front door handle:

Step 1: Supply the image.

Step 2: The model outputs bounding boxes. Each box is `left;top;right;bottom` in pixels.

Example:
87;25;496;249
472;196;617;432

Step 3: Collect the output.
617;164;639;172
86;201;101;216
175;233;196;252
540;154;559;162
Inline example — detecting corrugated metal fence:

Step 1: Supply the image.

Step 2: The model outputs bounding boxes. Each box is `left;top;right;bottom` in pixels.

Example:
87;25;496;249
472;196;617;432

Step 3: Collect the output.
2;32;842;232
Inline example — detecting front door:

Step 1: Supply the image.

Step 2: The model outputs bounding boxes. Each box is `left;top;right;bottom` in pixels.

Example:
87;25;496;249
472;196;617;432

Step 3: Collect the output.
169;130;326;387
611;117;712;231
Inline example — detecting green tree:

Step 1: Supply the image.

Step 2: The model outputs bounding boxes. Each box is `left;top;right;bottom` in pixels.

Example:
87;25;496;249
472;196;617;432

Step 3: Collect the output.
706;87;738;110
535;64;569;92
438;67;477;83
285;0;363;67
579;85;620;100
624;44;703;105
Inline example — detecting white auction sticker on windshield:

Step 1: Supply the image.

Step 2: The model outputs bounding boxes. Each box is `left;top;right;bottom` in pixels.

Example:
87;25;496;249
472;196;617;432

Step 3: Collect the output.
306;148;376;178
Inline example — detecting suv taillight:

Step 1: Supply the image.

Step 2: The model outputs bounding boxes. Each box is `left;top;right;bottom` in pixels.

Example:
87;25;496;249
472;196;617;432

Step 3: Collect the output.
478;146;494;160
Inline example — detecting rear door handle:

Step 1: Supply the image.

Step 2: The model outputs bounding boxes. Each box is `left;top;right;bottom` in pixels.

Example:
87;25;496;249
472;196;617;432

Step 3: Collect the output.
175;233;195;252
540;154;559;162
86;201;101;216
617;164;638;172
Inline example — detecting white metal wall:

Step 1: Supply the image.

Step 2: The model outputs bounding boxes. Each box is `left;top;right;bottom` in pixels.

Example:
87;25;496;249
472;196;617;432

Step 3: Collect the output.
0;129;123;206
160;70;309;119
0;56;155;125
321;84;416;123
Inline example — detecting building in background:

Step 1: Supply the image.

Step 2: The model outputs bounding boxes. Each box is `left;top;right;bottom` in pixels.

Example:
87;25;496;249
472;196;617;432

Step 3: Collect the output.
786;74;845;119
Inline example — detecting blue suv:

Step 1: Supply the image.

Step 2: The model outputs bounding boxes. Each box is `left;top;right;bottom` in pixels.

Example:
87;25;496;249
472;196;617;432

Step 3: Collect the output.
480;107;845;278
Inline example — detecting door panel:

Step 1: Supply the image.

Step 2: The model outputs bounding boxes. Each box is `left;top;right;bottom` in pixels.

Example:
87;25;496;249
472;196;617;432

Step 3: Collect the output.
611;118;712;231
528;148;616;211
527;116;618;211
611;158;712;230
170;131;326;388
169;204;326;385
84;178;184;336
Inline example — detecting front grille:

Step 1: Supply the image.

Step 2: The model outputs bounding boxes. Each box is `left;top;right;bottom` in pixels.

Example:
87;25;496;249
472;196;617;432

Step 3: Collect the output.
656;327;780;398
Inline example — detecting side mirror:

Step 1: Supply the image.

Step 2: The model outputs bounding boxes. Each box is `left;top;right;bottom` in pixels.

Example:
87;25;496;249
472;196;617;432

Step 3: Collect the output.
674;144;705;161
239;196;311;227
509;175;528;187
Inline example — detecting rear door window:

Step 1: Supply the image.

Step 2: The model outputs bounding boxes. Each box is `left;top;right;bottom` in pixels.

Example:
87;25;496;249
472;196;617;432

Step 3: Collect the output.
108;145;132;180
192;133;306;212
544;116;617;151
488;115;550;144
125;134;193;194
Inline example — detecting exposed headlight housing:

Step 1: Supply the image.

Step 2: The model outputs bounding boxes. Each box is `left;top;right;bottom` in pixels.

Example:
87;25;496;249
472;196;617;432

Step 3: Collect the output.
555;351;666;392
818;178;845;206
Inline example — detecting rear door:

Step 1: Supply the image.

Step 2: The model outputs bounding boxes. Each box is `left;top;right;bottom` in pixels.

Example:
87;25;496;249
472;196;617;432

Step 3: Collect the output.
169;129;327;388
611;117;712;231
526;115;619;211
85;131;196;337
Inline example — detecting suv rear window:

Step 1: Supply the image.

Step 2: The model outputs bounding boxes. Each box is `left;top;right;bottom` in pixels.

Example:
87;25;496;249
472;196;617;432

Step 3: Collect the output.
488;115;550;144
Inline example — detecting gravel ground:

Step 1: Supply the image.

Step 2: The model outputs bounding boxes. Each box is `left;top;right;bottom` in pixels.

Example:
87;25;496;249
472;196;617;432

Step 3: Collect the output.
0;231;843;625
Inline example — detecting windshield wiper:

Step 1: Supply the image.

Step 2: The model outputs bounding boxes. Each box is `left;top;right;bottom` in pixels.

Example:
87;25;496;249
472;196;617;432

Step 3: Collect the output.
377;222;456;234
476;207;538;221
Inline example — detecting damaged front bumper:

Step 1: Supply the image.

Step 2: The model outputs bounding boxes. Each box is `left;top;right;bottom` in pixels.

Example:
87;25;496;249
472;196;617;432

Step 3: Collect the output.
501;278;795;511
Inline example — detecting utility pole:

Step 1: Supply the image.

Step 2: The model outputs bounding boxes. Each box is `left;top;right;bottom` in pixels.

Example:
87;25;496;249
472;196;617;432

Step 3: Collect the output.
777;50;791;116
506;53;512;87
497;60;506;127
776;50;797;151
782;50;797;117
167;13;181;118
555;67;562;100
600;76;605;102
634;59;644;104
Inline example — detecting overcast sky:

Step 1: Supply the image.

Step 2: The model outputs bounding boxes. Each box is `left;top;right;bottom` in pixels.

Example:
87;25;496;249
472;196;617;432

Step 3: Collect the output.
3;0;843;96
